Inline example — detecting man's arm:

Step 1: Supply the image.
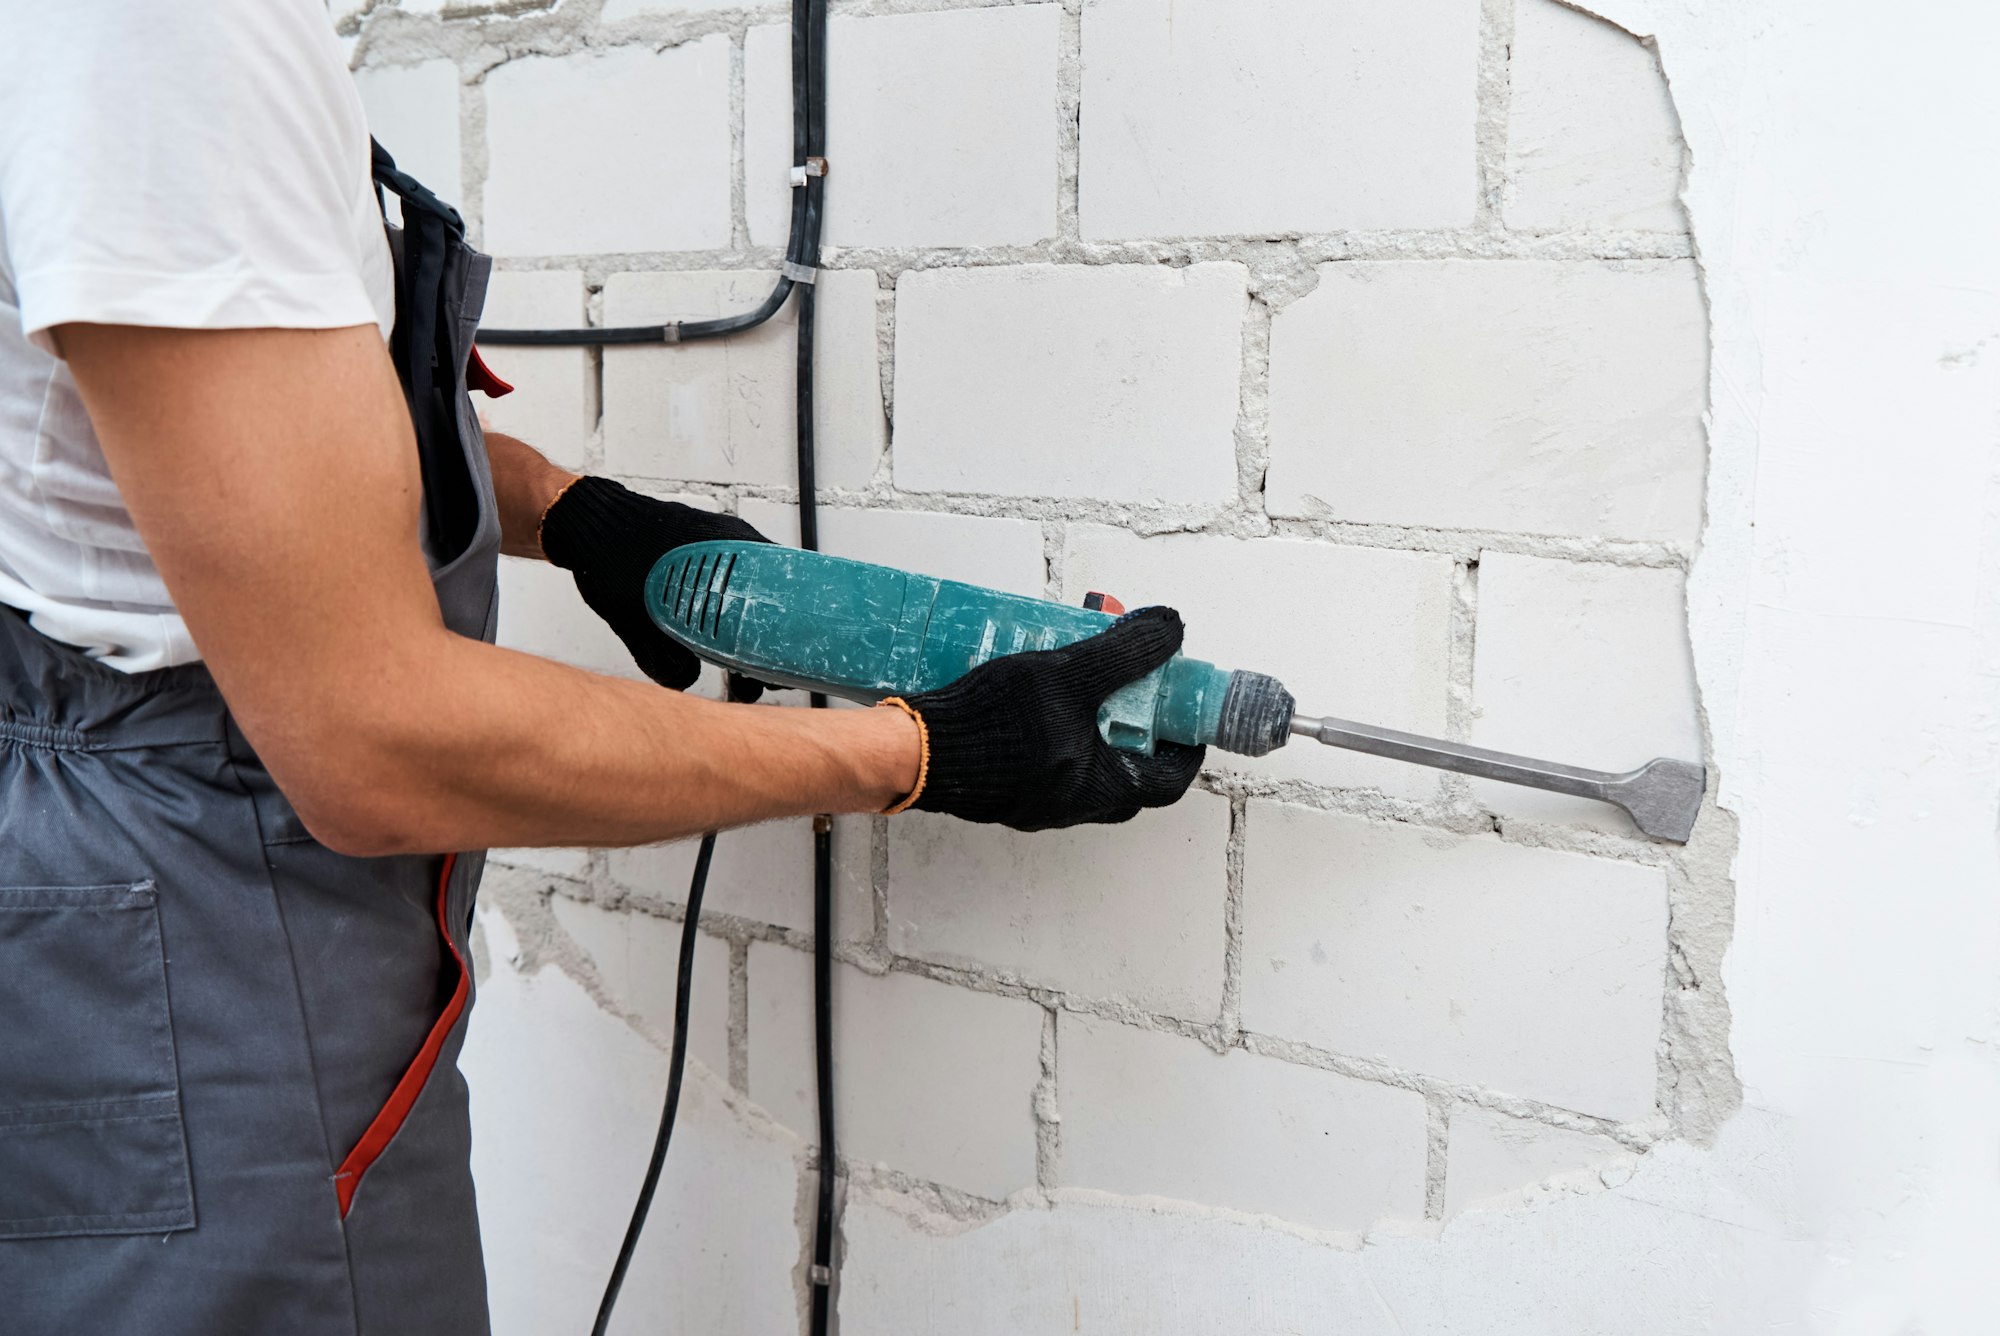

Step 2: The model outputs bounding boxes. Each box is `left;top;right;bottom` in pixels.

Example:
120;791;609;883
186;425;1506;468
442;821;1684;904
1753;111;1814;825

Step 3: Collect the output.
55;322;920;857
483;427;576;560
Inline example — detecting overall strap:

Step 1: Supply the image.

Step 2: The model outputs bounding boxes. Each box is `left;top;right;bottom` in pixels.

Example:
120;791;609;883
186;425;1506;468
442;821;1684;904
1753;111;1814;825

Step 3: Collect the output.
368;137;480;568
369;137;464;234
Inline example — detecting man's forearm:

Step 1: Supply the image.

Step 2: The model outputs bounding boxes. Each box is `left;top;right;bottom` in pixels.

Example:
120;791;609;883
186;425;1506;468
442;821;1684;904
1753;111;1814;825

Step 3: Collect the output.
59;325;913;858
483;429;576;559
301;627;921;856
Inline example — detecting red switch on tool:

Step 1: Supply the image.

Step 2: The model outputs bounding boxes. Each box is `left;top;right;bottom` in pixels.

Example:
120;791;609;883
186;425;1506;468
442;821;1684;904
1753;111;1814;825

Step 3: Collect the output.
1081;591;1126;615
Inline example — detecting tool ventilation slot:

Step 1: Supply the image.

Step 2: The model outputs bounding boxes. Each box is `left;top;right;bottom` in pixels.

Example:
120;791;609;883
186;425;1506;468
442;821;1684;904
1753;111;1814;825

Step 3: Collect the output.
704;552;735;636
662;550;736;640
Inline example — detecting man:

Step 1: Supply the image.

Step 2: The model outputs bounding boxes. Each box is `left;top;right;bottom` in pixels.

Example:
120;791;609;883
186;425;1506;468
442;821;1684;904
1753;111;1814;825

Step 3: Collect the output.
0;3;1201;1332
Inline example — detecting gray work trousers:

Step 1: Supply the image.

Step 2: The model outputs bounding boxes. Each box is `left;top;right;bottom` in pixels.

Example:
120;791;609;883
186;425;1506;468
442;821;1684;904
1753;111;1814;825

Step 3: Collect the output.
0;166;506;1333
0;608;493;1333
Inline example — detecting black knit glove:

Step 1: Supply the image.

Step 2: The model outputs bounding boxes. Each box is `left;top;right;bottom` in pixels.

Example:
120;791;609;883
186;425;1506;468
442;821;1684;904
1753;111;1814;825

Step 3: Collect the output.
903;606;1206;831
539;475;771;700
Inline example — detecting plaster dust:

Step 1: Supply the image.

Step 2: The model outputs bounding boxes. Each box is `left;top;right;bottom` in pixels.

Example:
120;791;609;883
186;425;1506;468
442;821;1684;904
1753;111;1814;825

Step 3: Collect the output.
344;0;2000;1329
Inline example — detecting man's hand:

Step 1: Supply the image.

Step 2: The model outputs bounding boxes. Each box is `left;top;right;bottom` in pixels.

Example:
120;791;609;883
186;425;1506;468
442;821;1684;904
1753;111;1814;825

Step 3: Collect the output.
537;475;772;699
901;607;1207;830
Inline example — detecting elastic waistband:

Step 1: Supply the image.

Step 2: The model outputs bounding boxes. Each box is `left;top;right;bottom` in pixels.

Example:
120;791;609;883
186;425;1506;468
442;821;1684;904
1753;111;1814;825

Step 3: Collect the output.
0;607;231;750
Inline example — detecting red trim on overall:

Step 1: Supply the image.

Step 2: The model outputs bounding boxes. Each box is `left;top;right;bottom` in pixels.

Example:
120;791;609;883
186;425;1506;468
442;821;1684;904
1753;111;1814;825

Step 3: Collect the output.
334;852;466;1218
466;346;514;398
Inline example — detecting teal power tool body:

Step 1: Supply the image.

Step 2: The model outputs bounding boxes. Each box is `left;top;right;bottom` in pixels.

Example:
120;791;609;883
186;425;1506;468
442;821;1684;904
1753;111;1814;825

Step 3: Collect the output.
646;541;1706;842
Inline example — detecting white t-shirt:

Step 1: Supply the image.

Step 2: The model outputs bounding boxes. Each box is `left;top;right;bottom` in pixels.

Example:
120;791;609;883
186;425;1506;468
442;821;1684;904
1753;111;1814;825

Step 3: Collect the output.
0;0;395;672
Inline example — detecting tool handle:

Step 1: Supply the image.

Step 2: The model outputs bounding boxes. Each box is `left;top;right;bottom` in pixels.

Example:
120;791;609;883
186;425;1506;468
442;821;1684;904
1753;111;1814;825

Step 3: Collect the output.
645;542;1290;756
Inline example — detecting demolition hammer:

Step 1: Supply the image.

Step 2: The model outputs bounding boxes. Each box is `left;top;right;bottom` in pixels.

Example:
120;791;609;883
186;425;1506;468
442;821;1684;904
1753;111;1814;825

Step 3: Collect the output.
645;541;1705;842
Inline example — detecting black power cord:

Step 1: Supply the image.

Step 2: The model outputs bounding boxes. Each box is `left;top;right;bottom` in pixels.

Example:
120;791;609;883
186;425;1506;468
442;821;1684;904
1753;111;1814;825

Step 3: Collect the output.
582;0;838;1332
794;0;837;1323
588;831;715;1336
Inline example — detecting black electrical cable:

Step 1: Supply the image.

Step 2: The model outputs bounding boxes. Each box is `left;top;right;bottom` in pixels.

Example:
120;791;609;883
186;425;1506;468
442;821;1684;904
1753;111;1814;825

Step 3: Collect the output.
589;831;716;1336
794;0;838;1328
587;1;836;1333
479;0;817;352
477;280;797;346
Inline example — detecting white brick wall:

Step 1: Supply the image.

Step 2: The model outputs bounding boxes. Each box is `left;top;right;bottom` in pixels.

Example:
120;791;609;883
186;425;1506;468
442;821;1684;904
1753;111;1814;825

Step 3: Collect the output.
1081;0;1481;238
1471;553;1702;834
1241;803;1668;1121
602;268;883;488
1062;526;1454;797
888;796;1231;1019
354;58;462;217
490;844;591;882
1443;1107;1630;1217
736;502;1046;598
893;264;1245;505
483;41;732;256
605;816;872;939
746;8;1059;248
1266;260;1709;542
600;0;739;18
352;0;1722;1315
462;908;799;1336
1506;0;1687;232
548;893;731;1079
747;947;1044;1199
477;271;593;471
1059;1014;1428;1231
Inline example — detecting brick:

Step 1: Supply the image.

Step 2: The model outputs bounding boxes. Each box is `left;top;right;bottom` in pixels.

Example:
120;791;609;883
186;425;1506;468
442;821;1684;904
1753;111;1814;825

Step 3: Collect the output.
894;264;1244;505
602;269;884;488
1241;803;1668;1120
488;845;591;881
1080;0;1479;239
354;58;463;219
747;946;1043;1198
736;502;1046;598
888;794;1229;1018
476;271;593;471
745;9;1058;249
548;894;730;1081
1471;553;1701;834
606;816;873;939
601;0;740;18
1062;526;1454;798
1506;0;1687;232
1443;1107;1628;1217
483;41;731;256
1267;260;1709;543
462;907;798;1336
1058;1015;1427;1230
495;555;640;680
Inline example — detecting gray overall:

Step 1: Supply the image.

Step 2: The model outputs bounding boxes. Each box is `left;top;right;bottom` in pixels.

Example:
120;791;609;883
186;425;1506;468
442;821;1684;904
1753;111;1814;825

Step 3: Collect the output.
0;149;503;1334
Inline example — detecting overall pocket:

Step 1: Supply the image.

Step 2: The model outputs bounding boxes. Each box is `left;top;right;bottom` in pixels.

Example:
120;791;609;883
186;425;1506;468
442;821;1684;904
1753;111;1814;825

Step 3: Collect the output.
0;883;194;1239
